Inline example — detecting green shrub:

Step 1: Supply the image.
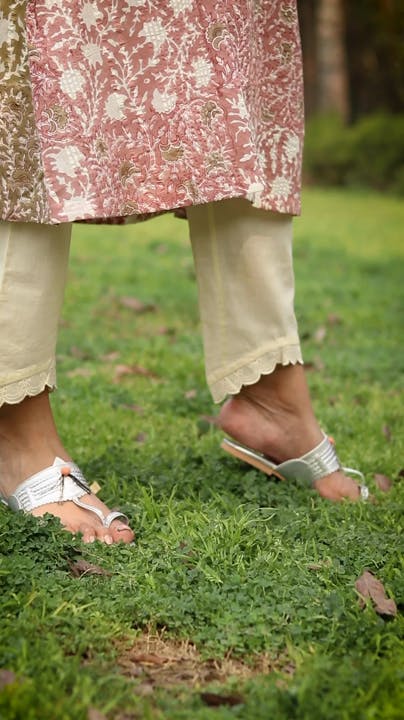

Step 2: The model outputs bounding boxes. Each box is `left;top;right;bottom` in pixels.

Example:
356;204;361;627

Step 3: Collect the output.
303;113;404;195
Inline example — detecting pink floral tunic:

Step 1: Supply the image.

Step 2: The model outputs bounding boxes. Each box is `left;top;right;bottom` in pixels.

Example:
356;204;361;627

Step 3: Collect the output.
0;1;304;224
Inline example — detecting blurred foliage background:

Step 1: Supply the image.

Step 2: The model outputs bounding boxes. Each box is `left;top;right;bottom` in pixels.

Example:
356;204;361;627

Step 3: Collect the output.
298;0;404;194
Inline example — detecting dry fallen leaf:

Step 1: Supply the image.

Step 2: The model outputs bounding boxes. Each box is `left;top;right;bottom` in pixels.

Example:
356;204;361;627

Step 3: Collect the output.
69;560;112;578
114;364;159;382
313;326;327;343
120;403;144;413
119;296;156;313
100;351;120;362
156;326;176;336
382;424;392;442
199;415;217;426
374;473;392;492
130;653;168;666
327;313;342;326
200;692;245;707
88;709;107;720
0;670;16;689
355;571;397;616
305;356;325;372
66;367;94;378
69;346;90;360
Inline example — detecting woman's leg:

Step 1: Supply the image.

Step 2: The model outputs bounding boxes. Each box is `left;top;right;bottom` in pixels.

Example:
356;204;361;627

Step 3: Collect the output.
187;198;360;500
0;221;134;541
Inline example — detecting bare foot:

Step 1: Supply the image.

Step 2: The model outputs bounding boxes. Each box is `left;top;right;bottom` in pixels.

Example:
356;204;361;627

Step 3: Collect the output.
218;365;362;501
0;392;134;543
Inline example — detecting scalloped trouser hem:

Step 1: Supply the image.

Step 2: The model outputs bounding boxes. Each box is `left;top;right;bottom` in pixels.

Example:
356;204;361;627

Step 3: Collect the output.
0;220;71;407
1;200;301;407
188;199;302;403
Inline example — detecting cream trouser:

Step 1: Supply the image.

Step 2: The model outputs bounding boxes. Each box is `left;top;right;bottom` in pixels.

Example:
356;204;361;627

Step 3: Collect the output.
0;199;302;407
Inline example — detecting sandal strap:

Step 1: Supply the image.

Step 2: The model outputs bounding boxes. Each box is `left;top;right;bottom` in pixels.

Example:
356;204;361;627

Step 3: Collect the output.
72;496;128;528
276;434;341;485
5;457;91;512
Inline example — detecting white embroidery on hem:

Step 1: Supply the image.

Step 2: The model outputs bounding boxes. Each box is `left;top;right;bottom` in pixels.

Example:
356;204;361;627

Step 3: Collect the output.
0;367;56;406
209;344;303;404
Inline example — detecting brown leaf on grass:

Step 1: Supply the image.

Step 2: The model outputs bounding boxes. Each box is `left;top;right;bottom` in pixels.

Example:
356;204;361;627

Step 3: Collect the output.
88;709;107;720
355;571;397;616
130;653;168;666
184;389;197;399
66;367;94;378
69;560;112;578
156;326;176;336
305;356;325;372
69;346;91;360
113;364;159;382
100;351;120;362
382;424;392;442
313;326;327;343
374;473;392;492
199;415;217;426
120;403;144;413
200;692;245;707
0;670;16;689
327;313;342;326
119;296;156;313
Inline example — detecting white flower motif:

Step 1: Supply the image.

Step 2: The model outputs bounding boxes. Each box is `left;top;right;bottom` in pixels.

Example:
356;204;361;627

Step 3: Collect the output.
0;17;9;47
44;0;65;8
284;134;300;161
63;196;96;220
53;146;85;177
170;0;193;16
81;3;103;31
139;20;167;53
236;93;249;120
192;57;212;88
82;43;102;67
151;88;177;114
105;93;127;120
60;68;85;99
270;176;291;199
0;13;18;46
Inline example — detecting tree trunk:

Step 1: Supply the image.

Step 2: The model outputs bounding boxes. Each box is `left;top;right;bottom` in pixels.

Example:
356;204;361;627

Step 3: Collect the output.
316;0;349;120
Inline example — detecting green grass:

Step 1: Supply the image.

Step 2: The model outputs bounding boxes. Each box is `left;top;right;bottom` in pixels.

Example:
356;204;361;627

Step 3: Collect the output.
1;189;403;720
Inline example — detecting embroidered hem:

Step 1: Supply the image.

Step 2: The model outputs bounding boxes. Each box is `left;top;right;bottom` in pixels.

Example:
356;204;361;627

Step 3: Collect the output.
0;366;56;406
209;343;303;403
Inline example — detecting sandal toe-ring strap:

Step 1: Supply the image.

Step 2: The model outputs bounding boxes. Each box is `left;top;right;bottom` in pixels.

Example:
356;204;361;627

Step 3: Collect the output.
72;496;129;528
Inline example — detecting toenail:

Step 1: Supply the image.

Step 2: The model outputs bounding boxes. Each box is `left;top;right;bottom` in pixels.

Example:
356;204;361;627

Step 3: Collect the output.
87;535;95;543
104;535;113;545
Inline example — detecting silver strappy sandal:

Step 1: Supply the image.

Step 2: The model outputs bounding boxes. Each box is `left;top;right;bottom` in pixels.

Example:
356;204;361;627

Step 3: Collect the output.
221;434;369;500
1;457;129;527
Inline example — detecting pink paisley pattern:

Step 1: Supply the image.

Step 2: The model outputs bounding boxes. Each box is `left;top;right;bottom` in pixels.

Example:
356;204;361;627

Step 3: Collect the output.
2;1;304;224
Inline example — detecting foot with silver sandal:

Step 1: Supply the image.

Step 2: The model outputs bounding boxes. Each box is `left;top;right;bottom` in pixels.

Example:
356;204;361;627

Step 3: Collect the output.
0;393;134;544
221;435;369;500
218;366;369;502
1;457;134;543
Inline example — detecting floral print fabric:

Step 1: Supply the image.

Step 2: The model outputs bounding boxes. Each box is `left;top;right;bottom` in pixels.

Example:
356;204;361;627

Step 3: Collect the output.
1;1;304;224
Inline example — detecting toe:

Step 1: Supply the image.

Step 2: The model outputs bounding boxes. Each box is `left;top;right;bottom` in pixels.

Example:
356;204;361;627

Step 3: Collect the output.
94;527;114;544
109;521;135;544
315;471;361;501
79;523;96;543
